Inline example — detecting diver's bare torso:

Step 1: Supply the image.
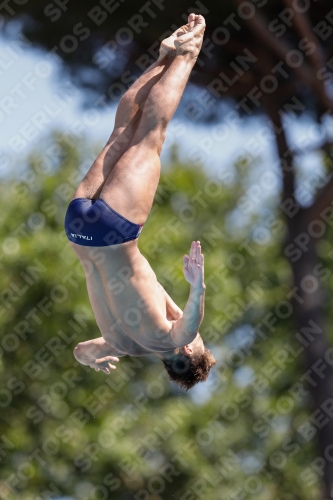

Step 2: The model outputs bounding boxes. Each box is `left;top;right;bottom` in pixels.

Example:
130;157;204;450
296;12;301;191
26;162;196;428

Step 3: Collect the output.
71;239;176;356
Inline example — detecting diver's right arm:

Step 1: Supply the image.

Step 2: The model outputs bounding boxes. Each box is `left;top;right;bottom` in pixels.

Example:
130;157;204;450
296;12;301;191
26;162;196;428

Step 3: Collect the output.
170;241;205;346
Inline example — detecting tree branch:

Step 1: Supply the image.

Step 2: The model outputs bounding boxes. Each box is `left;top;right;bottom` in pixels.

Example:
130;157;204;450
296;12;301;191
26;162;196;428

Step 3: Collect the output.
263;96;296;204
283;0;326;71
231;0;333;114
281;1;333;223
305;172;333;222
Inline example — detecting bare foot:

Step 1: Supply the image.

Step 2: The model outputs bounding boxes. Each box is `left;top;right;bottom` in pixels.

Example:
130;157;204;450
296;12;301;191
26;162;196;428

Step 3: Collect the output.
174;14;206;58
159;26;188;59
159;13;205;59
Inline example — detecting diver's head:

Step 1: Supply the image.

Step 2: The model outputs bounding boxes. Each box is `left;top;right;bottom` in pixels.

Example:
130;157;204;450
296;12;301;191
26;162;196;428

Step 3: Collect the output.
162;334;216;390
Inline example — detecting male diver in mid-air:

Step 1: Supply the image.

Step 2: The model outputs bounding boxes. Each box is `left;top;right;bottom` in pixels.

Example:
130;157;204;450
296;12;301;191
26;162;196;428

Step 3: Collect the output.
64;14;216;390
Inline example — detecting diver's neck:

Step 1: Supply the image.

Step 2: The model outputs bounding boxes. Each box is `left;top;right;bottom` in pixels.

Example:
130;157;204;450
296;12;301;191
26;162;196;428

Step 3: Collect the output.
154;349;179;361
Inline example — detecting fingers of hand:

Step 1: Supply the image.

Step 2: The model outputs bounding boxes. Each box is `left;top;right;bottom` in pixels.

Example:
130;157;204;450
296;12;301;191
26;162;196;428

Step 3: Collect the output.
190;241;201;261
196;241;200;260
98;356;118;363
102;361;117;370
185;243;204;282
93;356;119;373
190;241;195;259
99;362;116;374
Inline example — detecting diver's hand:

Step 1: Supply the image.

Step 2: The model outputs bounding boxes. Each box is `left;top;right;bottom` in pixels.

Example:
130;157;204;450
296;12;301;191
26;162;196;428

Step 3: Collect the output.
89;356;119;374
183;241;205;289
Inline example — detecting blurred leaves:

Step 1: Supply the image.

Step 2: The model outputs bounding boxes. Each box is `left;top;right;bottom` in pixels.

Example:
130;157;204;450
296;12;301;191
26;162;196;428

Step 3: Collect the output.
0;133;328;499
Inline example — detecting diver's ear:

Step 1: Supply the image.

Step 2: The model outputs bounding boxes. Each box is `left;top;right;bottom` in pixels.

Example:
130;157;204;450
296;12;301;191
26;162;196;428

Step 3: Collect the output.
183;345;193;355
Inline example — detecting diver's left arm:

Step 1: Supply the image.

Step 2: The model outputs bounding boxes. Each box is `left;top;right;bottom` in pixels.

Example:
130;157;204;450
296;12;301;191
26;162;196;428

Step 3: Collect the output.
73;337;120;374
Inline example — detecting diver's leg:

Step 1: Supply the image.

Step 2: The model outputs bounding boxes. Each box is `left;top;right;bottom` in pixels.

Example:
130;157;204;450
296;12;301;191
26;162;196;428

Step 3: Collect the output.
98;15;206;223
72;56;174;200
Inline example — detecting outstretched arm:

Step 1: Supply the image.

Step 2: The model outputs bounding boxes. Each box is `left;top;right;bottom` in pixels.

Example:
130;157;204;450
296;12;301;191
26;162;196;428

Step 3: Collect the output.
171;241;206;347
74;337;119;374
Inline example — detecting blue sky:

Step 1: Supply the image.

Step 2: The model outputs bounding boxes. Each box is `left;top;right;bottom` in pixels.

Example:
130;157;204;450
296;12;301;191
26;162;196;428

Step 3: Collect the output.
0;35;277;177
0;34;331;214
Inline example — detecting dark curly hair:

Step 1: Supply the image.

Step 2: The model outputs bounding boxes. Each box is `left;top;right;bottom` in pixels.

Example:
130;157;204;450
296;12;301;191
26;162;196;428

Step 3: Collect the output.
162;348;217;390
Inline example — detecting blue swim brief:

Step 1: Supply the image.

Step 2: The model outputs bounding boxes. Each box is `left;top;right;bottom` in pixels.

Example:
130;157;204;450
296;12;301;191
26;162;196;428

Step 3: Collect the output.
64;198;144;246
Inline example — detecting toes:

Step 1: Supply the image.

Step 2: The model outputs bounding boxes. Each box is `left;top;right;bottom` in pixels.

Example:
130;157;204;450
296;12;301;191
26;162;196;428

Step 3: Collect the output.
188;13;196;28
174;32;194;48
194;14;205;25
190;14;206;35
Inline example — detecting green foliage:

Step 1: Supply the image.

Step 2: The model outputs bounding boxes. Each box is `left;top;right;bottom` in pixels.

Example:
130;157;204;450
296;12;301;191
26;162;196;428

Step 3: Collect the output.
0;134;323;499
